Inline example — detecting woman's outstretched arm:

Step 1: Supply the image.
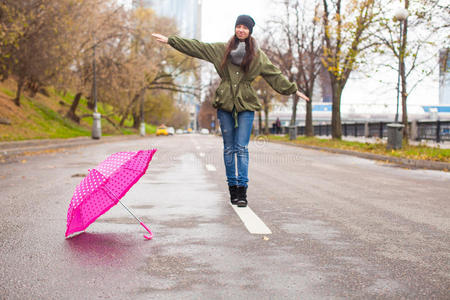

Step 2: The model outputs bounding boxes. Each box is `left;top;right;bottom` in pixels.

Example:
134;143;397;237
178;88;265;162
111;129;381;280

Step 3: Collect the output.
152;33;223;63
259;51;309;102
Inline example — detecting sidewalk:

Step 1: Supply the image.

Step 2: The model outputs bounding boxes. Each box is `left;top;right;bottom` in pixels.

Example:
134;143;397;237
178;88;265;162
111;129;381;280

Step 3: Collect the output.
0;135;143;162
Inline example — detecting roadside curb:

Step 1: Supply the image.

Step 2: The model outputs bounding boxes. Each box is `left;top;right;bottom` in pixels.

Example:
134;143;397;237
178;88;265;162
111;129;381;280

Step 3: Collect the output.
0;135;146;162
269;140;450;171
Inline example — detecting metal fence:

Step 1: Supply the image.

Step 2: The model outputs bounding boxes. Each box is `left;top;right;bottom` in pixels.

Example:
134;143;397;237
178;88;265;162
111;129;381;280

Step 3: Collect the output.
416;120;450;142
282;120;450;142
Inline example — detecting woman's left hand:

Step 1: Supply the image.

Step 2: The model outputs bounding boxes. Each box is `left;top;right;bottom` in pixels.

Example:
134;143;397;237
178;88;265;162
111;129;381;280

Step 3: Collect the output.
152;33;169;44
296;91;310;102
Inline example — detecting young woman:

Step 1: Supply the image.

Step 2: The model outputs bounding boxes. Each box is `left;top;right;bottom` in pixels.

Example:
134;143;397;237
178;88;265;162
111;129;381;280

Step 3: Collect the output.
152;15;309;207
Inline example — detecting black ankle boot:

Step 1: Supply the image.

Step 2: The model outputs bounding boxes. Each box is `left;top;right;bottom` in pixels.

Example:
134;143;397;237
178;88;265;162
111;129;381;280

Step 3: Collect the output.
229;185;238;205
236;186;247;207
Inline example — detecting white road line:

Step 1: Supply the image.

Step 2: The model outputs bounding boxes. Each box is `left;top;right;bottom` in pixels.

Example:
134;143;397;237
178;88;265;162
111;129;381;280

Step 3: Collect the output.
205;164;216;171
199;152;205;157
230;205;272;234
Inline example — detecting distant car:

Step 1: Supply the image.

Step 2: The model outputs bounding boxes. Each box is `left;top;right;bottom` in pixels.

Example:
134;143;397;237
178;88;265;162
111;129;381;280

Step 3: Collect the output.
200;128;209;135
156;125;168;136
187;128;193;133
176;129;183;134
167;127;175;135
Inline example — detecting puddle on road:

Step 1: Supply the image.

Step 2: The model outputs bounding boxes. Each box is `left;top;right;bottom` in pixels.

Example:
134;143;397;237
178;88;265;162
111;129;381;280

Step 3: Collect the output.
129;204;155;210
95;217;138;225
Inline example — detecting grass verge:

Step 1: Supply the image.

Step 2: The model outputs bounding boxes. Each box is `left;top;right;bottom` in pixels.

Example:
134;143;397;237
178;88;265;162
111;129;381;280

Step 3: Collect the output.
0;80;157;141
265;135;450;163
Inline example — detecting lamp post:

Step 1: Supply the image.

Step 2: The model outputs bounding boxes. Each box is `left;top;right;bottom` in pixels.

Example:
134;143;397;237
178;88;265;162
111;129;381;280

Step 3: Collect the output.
386;7;408;150
394;7;408;123
91;41;102;139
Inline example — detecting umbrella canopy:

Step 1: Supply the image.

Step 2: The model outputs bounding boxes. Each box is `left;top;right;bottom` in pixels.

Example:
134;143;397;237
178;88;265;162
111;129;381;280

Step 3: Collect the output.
66;149;157;239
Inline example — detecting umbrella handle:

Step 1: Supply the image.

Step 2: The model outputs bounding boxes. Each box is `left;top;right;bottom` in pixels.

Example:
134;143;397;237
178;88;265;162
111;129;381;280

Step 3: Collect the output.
140;222;153;240
116;199;153;240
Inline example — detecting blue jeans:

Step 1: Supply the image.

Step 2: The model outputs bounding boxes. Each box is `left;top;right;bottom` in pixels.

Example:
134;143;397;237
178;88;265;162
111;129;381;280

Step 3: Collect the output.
217;109;254;187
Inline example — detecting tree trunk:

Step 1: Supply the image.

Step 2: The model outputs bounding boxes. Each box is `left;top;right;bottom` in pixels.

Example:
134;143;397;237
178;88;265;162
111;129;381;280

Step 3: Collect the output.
66;92;82;123
120;97;138;126
290;94;299;126
401;91;408;142
27;81;39;97
258;111;262;135
305;97;313;136
132;110;140;129
264;105;270;135
400;0;409;143
120;88;145;126
14;78;24;106
331;82;342;139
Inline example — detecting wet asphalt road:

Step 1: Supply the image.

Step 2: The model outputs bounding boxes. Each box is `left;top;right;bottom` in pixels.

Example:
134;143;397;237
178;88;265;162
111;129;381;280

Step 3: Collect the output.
0;134;449;299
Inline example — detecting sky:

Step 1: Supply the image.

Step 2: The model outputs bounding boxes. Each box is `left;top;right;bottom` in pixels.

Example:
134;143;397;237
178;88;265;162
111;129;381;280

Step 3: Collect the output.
117;0;441;108
200;0;276;42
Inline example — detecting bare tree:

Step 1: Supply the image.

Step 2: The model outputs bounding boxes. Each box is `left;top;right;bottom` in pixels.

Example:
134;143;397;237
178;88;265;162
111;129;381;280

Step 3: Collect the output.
371;0;449;141
264;0;323;136
1;0;80;106
117;8;200;127
65;0;130;117
0;1;201;130
321;0;377;139
62;0;126;121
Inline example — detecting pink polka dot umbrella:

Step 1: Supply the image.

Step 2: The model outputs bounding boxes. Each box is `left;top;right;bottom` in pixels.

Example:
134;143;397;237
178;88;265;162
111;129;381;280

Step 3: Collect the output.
66;149;157;239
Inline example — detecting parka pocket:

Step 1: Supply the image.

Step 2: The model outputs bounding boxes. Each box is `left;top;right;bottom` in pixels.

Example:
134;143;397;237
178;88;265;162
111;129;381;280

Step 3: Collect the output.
212;88;224;108
245;93;259;105
240;91;261;111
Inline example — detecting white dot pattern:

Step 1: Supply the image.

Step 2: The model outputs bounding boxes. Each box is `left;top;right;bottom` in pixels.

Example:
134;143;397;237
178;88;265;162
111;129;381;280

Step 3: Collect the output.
66;149;157;237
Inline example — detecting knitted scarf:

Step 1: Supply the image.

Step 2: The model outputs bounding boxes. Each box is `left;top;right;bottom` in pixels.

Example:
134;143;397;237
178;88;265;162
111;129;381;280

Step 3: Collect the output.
230;41;246;66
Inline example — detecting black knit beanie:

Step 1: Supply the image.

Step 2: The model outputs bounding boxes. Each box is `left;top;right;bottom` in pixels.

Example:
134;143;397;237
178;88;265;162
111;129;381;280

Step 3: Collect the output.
235;15;255;34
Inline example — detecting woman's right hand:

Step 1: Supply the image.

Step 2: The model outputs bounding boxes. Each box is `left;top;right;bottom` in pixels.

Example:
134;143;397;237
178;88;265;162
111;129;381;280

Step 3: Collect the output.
152;33;168;44
296;90;310;102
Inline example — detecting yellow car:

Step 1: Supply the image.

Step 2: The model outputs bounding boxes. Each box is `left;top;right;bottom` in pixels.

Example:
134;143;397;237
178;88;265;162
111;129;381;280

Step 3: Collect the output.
156;125;168;136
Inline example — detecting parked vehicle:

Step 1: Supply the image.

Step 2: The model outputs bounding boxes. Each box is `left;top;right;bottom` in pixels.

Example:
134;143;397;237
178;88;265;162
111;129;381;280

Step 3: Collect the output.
167;127;175;135
200;128;209;135
176;129;184;134
156;125;168;136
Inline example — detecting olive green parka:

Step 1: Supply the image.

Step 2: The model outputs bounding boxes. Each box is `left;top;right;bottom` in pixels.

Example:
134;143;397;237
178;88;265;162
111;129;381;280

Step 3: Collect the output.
168;36;297;125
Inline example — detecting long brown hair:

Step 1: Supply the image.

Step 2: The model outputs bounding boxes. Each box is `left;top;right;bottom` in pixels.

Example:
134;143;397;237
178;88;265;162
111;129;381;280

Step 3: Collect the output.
221;35;257;73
